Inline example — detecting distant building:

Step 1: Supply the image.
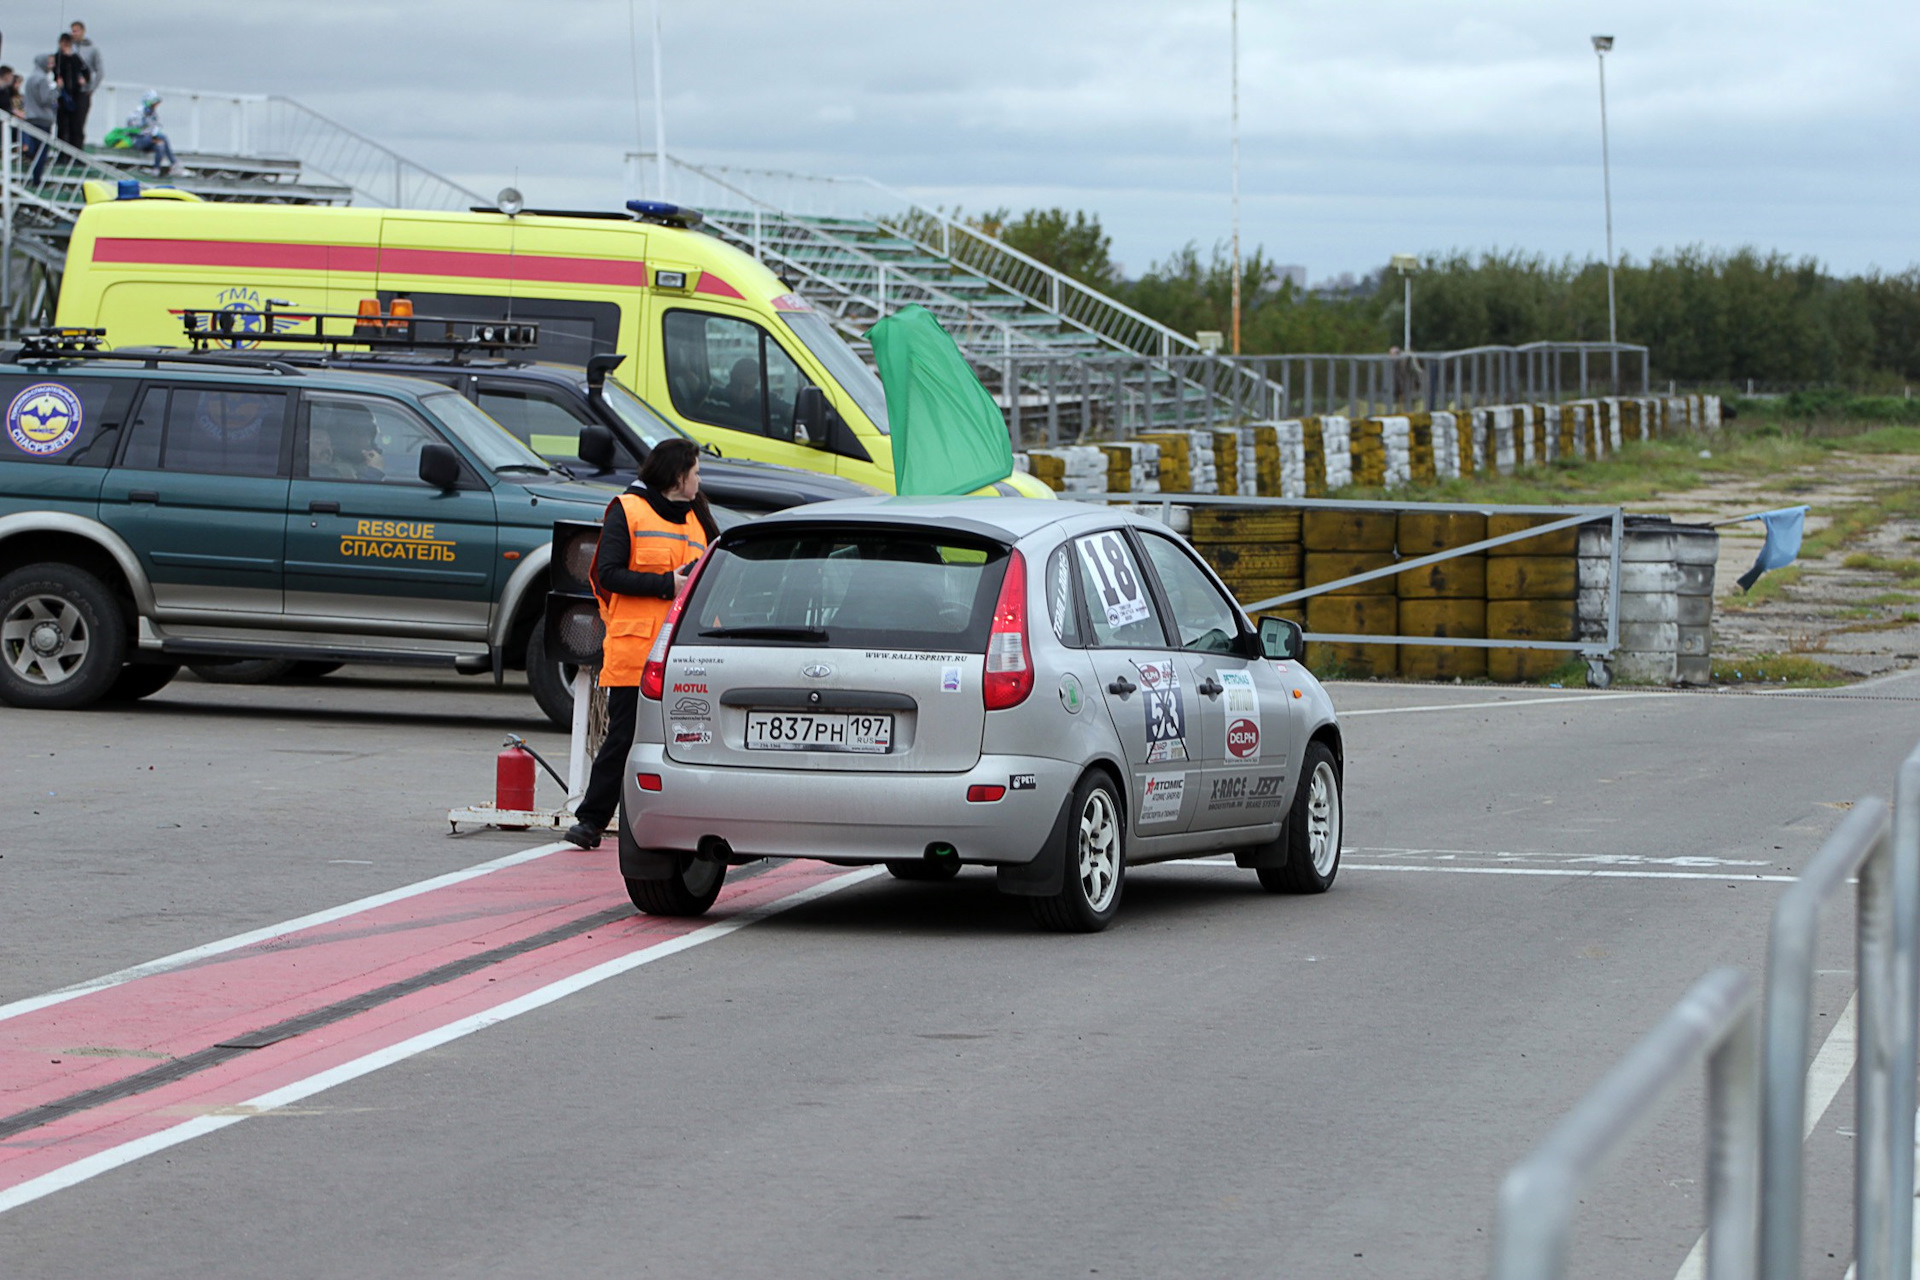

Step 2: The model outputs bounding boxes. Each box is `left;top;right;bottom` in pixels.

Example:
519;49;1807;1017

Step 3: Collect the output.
1276;264;1307;292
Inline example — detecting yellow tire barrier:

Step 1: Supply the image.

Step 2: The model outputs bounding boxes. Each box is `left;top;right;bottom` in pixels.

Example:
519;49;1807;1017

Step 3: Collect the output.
1396;555;1487;599
1486;513;1579;556
1305;594;1398;679
1303;509;1396;552
1305;551;1397;594
1204;545;1305;578
1396;510;1488;553
1485;556;1578;600
1190;507;1303;543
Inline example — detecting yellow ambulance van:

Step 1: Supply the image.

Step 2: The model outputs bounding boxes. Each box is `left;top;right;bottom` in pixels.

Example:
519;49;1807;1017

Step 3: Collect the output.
54;190;1049;497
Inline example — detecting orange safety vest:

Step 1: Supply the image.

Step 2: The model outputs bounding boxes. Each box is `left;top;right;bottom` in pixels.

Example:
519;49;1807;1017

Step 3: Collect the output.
594;493;707;687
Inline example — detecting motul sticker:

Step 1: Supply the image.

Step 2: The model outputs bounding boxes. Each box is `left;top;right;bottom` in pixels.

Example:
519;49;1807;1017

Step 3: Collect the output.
1218;669;1261;762
1138;772;1186;825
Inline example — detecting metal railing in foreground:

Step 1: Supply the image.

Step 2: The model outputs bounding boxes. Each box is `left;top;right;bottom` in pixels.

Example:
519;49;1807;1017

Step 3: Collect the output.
1490;737;1920;1280
1760;799;1897;1280
1489;966;1760;1280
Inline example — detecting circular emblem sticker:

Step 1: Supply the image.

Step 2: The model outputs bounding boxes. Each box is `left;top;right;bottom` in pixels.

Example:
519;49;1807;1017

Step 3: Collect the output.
1059;672;1084;714
7;383;84;457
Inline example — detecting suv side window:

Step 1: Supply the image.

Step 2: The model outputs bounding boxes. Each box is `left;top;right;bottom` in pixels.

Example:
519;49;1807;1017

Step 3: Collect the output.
475;384;630;468
303;393;443;486
118;385;289;477
1073;530;1166;649
0;374;132;467
1137;532;1243;653
663;309;808;442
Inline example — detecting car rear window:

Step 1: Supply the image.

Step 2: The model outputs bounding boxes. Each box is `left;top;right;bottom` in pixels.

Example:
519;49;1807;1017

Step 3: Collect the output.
683;528;1010;651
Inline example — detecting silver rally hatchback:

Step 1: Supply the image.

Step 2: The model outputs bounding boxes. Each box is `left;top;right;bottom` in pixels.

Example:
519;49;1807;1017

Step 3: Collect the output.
617;496;1344;932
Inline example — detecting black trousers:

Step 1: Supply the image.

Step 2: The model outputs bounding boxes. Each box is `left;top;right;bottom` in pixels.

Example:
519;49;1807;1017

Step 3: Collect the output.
575;683;639;832
56;102;84;149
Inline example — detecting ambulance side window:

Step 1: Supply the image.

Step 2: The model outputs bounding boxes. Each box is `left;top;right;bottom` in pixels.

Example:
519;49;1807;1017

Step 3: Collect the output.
663;309;810;443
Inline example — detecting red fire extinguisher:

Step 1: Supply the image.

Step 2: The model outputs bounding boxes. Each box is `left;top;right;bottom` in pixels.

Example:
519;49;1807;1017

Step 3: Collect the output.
496;741;536;812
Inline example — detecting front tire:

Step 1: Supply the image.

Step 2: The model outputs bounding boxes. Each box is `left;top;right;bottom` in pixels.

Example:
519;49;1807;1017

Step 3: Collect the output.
1258;741;1342;894
523;623;575;730
0;565;128;710
1031;772;1125;932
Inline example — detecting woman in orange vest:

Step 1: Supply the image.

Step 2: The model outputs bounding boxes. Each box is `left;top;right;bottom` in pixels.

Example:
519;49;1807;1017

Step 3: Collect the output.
566;437;717;849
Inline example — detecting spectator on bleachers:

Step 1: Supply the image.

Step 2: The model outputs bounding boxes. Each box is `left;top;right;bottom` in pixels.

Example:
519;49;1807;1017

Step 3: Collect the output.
21;53;57;184
124;91;175;177
68;22;100;146
53;32;89;149
0;67;17;119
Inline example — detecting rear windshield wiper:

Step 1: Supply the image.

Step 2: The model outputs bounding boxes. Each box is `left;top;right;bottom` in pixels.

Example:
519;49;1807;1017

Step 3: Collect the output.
697;625;829;642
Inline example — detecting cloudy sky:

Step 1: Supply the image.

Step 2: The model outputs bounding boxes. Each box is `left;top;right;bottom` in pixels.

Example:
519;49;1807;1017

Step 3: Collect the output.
13;1;1915;283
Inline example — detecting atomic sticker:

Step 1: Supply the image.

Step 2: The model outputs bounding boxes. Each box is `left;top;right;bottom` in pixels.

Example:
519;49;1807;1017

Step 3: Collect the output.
6;383;84;457
1138;772;1186;825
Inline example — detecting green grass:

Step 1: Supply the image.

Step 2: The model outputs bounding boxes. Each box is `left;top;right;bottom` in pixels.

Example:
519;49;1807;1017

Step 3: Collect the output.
1721;564;1804;609
1860;591;1920;606
1842;552;1920;581
1711;652;1857;688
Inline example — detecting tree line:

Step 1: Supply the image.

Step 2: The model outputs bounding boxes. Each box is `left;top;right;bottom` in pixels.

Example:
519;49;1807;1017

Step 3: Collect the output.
978;208;1920;390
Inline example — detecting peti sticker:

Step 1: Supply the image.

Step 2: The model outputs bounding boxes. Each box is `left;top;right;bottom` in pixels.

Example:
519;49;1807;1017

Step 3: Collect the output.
1218;669;1261;761
6;383;84;457
1138;772;1186;825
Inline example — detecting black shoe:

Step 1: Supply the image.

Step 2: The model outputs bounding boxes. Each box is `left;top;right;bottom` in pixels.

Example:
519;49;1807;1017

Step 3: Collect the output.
564;821;603;850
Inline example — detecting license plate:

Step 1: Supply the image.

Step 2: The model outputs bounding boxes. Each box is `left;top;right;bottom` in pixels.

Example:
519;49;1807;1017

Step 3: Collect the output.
744;711;893;753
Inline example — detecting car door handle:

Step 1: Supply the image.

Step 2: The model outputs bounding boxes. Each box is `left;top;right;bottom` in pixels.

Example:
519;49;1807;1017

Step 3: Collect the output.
1198;677;1224;698
128;489;158;503
1107;676;1137;698
308;500;341;514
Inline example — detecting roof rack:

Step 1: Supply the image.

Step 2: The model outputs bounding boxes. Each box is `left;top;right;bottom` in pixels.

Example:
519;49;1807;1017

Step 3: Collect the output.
5;327;303;375
179;307;540;359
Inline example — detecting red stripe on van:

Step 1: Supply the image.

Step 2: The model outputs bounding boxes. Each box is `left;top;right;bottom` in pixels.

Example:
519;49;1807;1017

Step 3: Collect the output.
695;272;744;299
90;238;651;288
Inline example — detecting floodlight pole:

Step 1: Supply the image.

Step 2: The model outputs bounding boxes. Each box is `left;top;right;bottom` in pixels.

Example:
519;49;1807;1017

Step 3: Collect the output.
1593;35;1618;386
653;0;669;200
1230;0;1242;357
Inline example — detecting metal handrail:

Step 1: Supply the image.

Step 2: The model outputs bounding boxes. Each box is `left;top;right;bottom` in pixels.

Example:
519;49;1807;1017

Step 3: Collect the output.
1760;799;1898;1280
98;83;483;209
1887;743;1920;1278
1489;966;1760;1280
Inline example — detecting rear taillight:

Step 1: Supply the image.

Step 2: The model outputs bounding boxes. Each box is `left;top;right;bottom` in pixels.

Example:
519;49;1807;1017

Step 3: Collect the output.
639;552;710;701
983;550;1032;711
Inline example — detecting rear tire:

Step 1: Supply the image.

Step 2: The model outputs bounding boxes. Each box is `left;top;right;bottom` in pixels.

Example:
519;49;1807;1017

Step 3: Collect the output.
620;812;725;917
103;662;181;701
0;564;128;710
189;657;299;684
1257;741;1342;894
887;857;962;882
1031;772;1125;933
523;623;575;730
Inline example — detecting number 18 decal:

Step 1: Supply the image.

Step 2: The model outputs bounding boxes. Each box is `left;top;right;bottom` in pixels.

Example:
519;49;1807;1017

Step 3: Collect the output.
1077;532;1150;631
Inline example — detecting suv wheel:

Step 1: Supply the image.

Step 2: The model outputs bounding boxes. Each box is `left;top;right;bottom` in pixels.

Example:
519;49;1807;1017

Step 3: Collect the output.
0;565;129;710
1031;772;1125;933
523;623;576;730
104;662;181;701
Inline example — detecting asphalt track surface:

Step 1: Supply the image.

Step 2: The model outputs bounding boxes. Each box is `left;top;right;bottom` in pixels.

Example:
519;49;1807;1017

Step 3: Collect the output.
3;665;1918;1279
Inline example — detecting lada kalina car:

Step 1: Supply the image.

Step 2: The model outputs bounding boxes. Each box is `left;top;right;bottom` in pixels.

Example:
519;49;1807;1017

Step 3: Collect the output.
0;338;635;724
616;496;1345;932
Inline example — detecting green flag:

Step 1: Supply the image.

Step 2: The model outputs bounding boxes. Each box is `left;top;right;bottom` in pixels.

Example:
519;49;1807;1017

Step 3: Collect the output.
865;305;1014;496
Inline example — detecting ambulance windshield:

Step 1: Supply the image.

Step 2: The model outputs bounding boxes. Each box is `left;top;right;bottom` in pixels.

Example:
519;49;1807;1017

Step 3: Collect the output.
780;310;890;435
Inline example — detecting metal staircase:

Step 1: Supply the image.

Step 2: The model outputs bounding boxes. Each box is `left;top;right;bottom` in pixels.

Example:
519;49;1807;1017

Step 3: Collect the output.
632;155;1286;439
2;86;484;337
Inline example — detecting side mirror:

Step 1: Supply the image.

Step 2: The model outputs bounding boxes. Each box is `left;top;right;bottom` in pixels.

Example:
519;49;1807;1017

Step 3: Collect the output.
577;424;616;473
1258;616;1305;662
792;385;831;449
418;442;464;490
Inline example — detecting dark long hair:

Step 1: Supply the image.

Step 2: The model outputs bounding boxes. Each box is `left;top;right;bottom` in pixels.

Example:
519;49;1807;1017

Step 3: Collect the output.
641;437;716;540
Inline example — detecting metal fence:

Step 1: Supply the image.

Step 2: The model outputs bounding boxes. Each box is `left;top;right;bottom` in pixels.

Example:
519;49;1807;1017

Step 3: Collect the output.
1491;738;1920;1280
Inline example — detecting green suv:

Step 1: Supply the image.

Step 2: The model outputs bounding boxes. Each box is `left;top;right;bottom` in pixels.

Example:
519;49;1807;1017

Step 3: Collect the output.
0;334;624;724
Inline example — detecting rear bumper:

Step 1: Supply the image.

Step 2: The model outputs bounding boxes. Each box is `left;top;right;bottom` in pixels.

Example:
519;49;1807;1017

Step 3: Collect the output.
619;744;1081;863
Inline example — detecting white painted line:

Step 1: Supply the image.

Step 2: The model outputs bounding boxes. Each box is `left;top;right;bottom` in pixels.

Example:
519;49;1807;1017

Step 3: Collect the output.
0;865;884;1217
1344;691;1681;716
1671;993;1860;1280
0;842;570;1025
1349;847;1770;869
1343;864;1799;883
